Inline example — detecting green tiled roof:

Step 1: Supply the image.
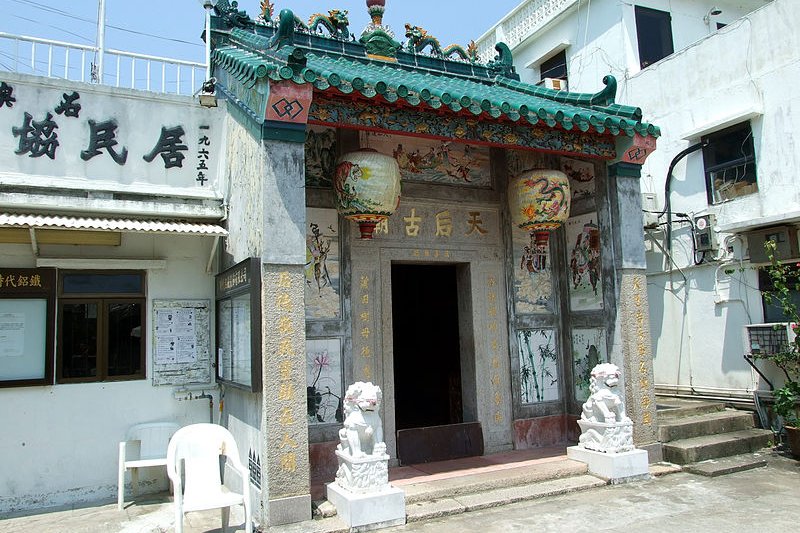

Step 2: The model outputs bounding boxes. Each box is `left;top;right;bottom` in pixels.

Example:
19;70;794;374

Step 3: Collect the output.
210;6;660;139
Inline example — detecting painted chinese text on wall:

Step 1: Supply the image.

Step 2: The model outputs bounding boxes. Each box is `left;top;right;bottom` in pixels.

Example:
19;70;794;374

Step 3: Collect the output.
0;78;220;194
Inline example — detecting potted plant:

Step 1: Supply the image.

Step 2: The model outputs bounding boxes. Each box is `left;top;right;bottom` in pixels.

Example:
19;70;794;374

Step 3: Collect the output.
755;240;800;457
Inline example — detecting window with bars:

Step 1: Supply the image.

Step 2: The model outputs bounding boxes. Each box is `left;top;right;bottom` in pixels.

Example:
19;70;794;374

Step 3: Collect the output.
702;122;758;204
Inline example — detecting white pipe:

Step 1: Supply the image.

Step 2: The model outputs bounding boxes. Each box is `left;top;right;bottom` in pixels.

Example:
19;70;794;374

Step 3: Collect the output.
96;0;106;83
204;4;212;80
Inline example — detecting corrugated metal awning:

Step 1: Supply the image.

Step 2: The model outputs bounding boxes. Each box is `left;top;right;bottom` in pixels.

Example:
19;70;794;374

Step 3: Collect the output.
0;213;228;237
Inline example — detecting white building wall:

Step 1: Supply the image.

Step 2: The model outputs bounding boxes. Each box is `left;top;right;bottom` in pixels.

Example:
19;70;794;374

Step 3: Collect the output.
493;0;768;93
0;234;218;513
628;0;800;395
481;0;786;397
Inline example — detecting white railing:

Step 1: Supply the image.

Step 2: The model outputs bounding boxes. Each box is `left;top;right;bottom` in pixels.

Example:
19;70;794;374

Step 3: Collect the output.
476;0;578;62
0;31;205;96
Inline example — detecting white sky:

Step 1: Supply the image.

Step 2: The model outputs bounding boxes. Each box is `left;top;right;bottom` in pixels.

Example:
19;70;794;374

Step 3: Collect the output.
0;0;523;64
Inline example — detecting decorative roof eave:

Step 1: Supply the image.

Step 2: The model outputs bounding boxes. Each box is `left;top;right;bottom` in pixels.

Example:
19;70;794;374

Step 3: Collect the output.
210;9;660;140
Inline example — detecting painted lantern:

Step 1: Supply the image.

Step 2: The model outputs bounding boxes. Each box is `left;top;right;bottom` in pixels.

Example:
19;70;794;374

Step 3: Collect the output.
333;149;401;239
509;170;571;271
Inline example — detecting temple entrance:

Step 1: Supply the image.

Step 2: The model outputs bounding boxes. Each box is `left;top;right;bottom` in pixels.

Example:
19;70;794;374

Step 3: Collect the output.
391;263;483;464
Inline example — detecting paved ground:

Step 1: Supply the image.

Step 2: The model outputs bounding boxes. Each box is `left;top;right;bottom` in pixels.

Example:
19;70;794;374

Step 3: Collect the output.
382;452;800;533
1;451;798;532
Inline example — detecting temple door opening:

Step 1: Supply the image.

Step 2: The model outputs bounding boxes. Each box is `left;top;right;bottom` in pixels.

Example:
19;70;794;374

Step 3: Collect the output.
391;263;482;464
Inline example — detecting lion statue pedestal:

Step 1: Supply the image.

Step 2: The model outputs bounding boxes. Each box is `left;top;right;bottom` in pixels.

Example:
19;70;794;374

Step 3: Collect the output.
326;381;405;530
567;364;650;483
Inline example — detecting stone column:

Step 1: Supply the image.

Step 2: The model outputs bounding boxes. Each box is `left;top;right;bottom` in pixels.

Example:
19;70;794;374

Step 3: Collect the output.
259;138;311;525
607;161;660;461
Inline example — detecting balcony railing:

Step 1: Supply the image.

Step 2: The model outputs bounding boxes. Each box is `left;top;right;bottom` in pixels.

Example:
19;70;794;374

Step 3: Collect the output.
0;31;205;96
476;0;578;62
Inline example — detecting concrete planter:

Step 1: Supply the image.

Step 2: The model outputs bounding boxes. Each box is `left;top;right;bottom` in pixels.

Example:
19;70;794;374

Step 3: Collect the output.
785;426;800;459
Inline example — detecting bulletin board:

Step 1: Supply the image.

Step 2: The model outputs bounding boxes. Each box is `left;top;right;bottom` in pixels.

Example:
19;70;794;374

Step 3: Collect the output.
151;299;211;386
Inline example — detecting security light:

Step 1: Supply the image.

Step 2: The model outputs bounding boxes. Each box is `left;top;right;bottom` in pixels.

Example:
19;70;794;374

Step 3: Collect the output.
703;7;723;25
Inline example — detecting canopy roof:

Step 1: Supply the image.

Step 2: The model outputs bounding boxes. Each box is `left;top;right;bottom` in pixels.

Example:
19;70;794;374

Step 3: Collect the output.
210;0;660;140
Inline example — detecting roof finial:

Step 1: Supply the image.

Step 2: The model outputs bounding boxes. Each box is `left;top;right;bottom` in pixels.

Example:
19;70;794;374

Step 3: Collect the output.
367;0;386;25
360;0;400;57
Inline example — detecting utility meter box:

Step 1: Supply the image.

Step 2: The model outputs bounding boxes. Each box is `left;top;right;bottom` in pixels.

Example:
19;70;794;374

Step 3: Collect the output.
694;214;717;252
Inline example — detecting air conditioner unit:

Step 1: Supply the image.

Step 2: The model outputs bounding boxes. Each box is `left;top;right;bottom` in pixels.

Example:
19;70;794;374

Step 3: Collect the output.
744;225;800;263
743;322;798;356
538;77;567;91
693;214;717;252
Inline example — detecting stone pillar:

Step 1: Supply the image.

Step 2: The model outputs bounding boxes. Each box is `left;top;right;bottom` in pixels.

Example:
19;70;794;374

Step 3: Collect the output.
259;139;311;525
607;162;660;461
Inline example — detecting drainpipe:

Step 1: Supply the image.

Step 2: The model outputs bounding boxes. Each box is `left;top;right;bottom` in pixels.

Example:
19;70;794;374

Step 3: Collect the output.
657;140;708;256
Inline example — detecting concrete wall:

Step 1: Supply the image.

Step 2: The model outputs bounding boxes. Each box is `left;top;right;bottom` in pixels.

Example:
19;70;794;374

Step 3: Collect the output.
497;0;766;92
628;0;798;395
0;234;217;513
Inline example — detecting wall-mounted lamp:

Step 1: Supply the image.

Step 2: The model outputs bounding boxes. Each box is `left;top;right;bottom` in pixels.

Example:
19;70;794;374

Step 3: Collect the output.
703;6;722;25
198;78;218;108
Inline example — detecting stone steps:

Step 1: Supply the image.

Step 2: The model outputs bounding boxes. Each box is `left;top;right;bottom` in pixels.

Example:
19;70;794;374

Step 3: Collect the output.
656;399;774;467
656;398;725;420
297;457;607;532
405;474;605;523
658;410;758;443
662;428;773;464
401;457;589;504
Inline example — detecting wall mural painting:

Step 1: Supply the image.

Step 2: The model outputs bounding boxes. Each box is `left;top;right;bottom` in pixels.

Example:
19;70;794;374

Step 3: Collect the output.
572;328;607;401
305;208;341;319
305;125;337;187
512;224;553;314
306;338;343;425
517;329;559;404
506;148;548;180
360;131;491;187
566;212;603;311
560;156;596;202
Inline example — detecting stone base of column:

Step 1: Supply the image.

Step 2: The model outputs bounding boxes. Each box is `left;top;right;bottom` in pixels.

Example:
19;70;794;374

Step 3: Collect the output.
637;441;663;463
267;494;311;526
326;482;405;532
567;446;650;484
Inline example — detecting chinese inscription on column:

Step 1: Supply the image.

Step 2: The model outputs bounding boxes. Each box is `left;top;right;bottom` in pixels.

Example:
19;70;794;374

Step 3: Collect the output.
487;274;503;426
632;275;654;426
275;271;299;474
356;272;374;381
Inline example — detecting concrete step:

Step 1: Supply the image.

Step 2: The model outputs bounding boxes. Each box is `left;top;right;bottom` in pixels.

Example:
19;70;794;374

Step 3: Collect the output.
683;452;769;477
405;474;606;523
656;398;726;420
401;457;588;504
662;429;774;465
658;409;758;443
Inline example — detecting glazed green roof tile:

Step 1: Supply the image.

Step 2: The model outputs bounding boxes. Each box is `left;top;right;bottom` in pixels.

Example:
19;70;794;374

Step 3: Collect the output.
209;5;660;139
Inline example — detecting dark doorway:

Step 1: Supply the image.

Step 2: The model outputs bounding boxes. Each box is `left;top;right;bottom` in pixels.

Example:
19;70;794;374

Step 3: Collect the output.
391;263;463;430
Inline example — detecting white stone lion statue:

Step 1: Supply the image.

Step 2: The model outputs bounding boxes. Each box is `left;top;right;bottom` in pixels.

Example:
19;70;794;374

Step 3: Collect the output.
577;363;634;453
581;363;627;423
337;381;386;458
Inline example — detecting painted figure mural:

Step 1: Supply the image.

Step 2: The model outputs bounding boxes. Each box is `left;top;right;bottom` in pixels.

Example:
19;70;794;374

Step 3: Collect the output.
361;131;491;187
305;208;341;319
566;213;604;310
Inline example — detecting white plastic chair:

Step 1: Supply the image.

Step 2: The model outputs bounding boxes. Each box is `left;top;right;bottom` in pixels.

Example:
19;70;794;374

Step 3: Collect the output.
167;423;252;533
118;421;180;510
